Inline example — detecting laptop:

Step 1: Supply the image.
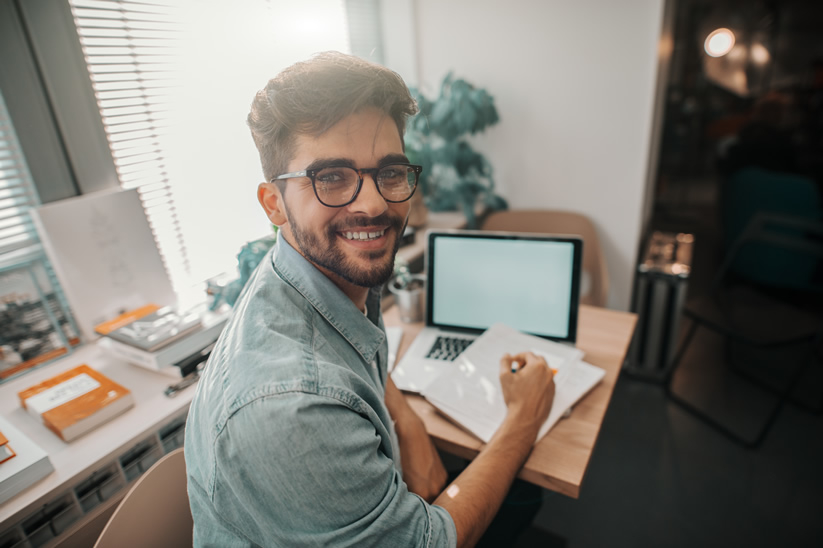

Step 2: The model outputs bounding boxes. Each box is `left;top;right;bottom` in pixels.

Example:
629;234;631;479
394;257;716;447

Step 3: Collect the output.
391;229;583;393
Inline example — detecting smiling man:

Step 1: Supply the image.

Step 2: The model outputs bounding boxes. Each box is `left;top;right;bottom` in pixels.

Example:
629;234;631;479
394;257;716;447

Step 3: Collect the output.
184;52;555;548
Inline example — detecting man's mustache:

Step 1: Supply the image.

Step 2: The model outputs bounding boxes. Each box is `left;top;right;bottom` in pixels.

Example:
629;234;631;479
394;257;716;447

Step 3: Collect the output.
330;214;405;232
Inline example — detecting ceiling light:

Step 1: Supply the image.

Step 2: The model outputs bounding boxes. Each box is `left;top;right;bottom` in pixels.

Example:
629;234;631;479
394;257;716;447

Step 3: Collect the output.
705;28;735;57
751;43;770;64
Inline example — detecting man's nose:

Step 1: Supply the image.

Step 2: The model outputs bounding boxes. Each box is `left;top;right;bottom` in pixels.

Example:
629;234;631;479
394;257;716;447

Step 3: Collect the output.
349;174;388;217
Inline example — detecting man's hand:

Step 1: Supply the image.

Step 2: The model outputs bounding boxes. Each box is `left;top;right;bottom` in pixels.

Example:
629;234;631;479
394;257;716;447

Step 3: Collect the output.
432;352;555;547
498;352;555;439
385;378;448;502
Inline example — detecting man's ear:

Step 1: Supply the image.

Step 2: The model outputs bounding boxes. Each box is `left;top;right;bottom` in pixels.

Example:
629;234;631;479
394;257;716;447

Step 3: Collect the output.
257;182;288;226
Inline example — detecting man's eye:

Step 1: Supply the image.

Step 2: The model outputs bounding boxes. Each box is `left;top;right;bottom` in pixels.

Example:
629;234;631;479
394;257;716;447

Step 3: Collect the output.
317;171;345;183
378;167;404;180
316;168;354;188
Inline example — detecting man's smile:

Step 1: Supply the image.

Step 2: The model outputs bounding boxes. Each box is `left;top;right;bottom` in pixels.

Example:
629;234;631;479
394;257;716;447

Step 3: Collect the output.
341;228;387;241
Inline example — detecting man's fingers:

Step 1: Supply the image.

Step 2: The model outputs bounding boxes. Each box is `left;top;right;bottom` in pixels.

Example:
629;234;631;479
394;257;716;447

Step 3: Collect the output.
509;351;548;370
499;354;513;376
501;351;554;377
509;351;534;362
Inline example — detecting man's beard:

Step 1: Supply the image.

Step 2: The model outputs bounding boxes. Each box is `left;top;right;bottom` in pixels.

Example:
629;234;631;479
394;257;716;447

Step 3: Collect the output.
285;207;407;288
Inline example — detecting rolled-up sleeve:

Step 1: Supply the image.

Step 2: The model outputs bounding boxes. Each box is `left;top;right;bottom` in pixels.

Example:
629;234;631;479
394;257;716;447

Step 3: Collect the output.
205;392;457;548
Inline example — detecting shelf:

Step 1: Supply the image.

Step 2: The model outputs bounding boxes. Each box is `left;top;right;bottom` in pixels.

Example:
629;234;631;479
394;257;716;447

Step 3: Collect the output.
0;412;187;548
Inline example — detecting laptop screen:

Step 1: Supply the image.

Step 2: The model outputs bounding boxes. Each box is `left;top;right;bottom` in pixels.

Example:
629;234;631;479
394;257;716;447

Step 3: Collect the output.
426;230;582;342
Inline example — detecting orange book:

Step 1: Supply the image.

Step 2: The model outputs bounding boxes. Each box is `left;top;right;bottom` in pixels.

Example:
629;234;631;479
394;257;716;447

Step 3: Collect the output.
18;365;134;442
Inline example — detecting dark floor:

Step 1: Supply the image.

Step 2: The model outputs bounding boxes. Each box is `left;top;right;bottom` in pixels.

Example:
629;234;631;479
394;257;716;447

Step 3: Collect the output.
515;187;823;547
520;361;823;548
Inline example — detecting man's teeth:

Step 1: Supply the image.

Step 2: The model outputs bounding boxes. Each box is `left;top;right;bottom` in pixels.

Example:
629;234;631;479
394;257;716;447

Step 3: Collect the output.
343;229;386;241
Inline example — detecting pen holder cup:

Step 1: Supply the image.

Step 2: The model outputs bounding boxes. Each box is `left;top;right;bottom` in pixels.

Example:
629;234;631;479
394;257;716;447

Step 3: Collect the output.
388;275;426;323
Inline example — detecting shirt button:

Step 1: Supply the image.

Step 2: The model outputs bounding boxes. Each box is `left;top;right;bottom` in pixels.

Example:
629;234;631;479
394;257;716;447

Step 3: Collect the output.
371;360;377;369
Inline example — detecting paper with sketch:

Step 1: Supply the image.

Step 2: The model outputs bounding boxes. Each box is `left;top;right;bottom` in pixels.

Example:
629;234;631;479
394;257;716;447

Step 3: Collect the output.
421;323;605;444
385;327;403;373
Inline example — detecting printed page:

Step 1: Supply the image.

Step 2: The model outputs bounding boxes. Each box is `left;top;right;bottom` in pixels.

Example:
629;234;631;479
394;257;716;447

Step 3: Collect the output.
422;323;603;443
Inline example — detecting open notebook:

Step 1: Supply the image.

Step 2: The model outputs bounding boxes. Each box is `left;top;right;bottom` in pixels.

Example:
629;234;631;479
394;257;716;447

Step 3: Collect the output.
422;323;605;444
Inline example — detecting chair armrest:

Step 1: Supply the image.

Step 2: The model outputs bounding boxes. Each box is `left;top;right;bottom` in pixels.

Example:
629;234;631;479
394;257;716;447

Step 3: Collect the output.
741;212;823;259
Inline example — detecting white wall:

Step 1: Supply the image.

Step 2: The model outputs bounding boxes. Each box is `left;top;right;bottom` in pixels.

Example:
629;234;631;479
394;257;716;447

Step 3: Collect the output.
412;0;664;310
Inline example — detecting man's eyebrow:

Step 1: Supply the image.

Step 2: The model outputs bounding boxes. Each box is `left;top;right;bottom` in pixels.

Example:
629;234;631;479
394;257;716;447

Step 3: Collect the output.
378;153;410;167
304;154;411;171
304;158;355;171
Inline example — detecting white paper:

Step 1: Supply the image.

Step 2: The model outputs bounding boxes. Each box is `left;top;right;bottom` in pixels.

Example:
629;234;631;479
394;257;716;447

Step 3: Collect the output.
385;327;403;373
422;323;604;443
31;188;176;341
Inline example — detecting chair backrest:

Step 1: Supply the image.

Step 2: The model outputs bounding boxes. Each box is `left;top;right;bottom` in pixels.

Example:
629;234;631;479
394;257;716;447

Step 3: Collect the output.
722;167;822;291
94;448;192;548
481;210;609;307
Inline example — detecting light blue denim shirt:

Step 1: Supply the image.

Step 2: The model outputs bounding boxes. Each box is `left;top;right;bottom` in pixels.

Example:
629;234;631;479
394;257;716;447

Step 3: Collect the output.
184;236;457;547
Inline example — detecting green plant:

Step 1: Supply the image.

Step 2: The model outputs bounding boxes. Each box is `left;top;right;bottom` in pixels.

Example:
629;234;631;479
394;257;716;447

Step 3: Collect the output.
405;73;507;227
207;225;278;310
391;256;413;290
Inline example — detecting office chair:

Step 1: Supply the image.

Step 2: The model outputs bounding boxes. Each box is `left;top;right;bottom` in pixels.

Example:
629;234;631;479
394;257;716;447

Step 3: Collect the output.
481;209;609;307
94;448;192;548
664;168;823;448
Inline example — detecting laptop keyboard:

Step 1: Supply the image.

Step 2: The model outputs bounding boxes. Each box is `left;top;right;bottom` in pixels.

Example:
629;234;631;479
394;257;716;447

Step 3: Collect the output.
425;336;474;361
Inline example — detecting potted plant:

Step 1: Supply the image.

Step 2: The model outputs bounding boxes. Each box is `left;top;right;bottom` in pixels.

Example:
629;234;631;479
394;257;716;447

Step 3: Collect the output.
405;73;507;228
387;257;425;322
207;226;278;310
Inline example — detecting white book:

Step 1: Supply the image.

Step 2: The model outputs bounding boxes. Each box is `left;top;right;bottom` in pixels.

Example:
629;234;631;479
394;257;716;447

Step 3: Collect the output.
0;416;54;504
422;323;605;444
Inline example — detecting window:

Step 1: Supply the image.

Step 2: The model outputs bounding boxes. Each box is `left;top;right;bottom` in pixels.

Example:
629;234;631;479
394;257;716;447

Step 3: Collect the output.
0;90;41;267
69;0;353;293
0;89;79;382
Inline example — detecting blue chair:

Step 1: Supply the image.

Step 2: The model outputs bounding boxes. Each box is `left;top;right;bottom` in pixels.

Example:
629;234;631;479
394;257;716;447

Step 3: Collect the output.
665;168;823;448
722;167;822;291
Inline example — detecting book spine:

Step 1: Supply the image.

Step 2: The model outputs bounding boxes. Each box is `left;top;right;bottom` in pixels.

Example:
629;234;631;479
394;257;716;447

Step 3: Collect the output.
44;421;67;442
103;341;160;369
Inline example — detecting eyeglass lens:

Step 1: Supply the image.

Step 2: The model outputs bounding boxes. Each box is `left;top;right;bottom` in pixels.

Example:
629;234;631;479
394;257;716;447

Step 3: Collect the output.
314;165;416;206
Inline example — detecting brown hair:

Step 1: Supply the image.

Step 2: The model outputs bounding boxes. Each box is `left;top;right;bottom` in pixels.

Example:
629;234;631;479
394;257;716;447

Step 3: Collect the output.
247;51;418;184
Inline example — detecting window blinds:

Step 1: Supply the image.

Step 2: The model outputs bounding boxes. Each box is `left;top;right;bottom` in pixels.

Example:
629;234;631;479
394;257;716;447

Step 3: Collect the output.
345;0;384;64
69;0;190;290
0;88;80;382
0;90;42;268
69;0;382;293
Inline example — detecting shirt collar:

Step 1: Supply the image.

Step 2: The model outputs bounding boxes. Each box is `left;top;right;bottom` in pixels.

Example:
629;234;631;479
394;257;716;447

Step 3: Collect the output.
271;235;385;363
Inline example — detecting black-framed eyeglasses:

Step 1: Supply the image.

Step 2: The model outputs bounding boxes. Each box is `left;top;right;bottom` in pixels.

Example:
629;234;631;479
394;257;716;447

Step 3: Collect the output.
271;163;422;208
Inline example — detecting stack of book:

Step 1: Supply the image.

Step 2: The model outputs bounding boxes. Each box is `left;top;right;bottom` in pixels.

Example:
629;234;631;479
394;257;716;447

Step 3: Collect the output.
0;416;54;504
95;304;228;378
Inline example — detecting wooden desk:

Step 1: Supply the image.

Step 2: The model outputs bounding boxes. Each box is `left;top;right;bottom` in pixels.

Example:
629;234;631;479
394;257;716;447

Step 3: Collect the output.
385;304;637;499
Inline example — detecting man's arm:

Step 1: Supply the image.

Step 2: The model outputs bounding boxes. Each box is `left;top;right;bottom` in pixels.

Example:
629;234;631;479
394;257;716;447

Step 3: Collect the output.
433;351;555;548
384;376;448;502
203;392;457;547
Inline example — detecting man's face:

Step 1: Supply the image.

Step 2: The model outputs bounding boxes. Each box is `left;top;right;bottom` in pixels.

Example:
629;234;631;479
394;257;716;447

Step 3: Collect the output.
260;107;410;289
